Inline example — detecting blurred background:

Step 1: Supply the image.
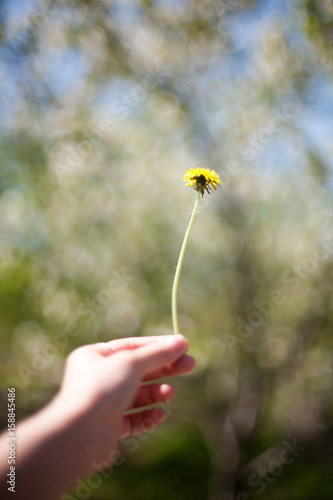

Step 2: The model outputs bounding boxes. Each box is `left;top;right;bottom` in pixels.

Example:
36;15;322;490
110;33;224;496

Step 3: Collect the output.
1;0;333;498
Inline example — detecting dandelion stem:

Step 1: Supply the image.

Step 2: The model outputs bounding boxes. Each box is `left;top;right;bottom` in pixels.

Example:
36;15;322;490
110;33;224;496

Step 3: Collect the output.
172;192;201;334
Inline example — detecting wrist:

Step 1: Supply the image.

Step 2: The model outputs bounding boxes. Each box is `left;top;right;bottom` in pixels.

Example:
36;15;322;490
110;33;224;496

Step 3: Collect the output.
51;390;121;469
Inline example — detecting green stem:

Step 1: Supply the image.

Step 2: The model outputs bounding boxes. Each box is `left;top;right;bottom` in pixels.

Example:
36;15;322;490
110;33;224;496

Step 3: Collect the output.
172;192;201;334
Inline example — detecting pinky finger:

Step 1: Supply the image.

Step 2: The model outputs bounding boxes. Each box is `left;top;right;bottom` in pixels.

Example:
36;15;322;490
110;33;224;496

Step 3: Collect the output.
121;407;167;438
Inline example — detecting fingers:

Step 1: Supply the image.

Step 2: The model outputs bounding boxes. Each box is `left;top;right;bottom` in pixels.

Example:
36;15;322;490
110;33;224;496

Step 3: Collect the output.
128;383;174;410
130;335;190;377
96;335;195;380
96;334;190;374
121;407;167;438
142;353;196;382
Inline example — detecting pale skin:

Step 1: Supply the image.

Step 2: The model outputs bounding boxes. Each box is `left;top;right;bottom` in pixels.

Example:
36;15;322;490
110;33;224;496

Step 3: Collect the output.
0;334;195;500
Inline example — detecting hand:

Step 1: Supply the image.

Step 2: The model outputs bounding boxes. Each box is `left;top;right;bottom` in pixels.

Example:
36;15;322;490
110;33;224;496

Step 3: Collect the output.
1;334;195;500
55;334;195;467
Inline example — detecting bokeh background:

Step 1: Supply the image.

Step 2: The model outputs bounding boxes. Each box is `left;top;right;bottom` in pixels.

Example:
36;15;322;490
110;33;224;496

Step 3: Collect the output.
1;0;333;498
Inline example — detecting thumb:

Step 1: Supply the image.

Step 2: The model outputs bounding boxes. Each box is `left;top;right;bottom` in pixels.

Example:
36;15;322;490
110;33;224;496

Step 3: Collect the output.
130;334;189;377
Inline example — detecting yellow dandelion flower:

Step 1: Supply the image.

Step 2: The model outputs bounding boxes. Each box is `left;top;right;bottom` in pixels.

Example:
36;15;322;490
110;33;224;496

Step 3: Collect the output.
171;167;222;334
182;167;221;197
